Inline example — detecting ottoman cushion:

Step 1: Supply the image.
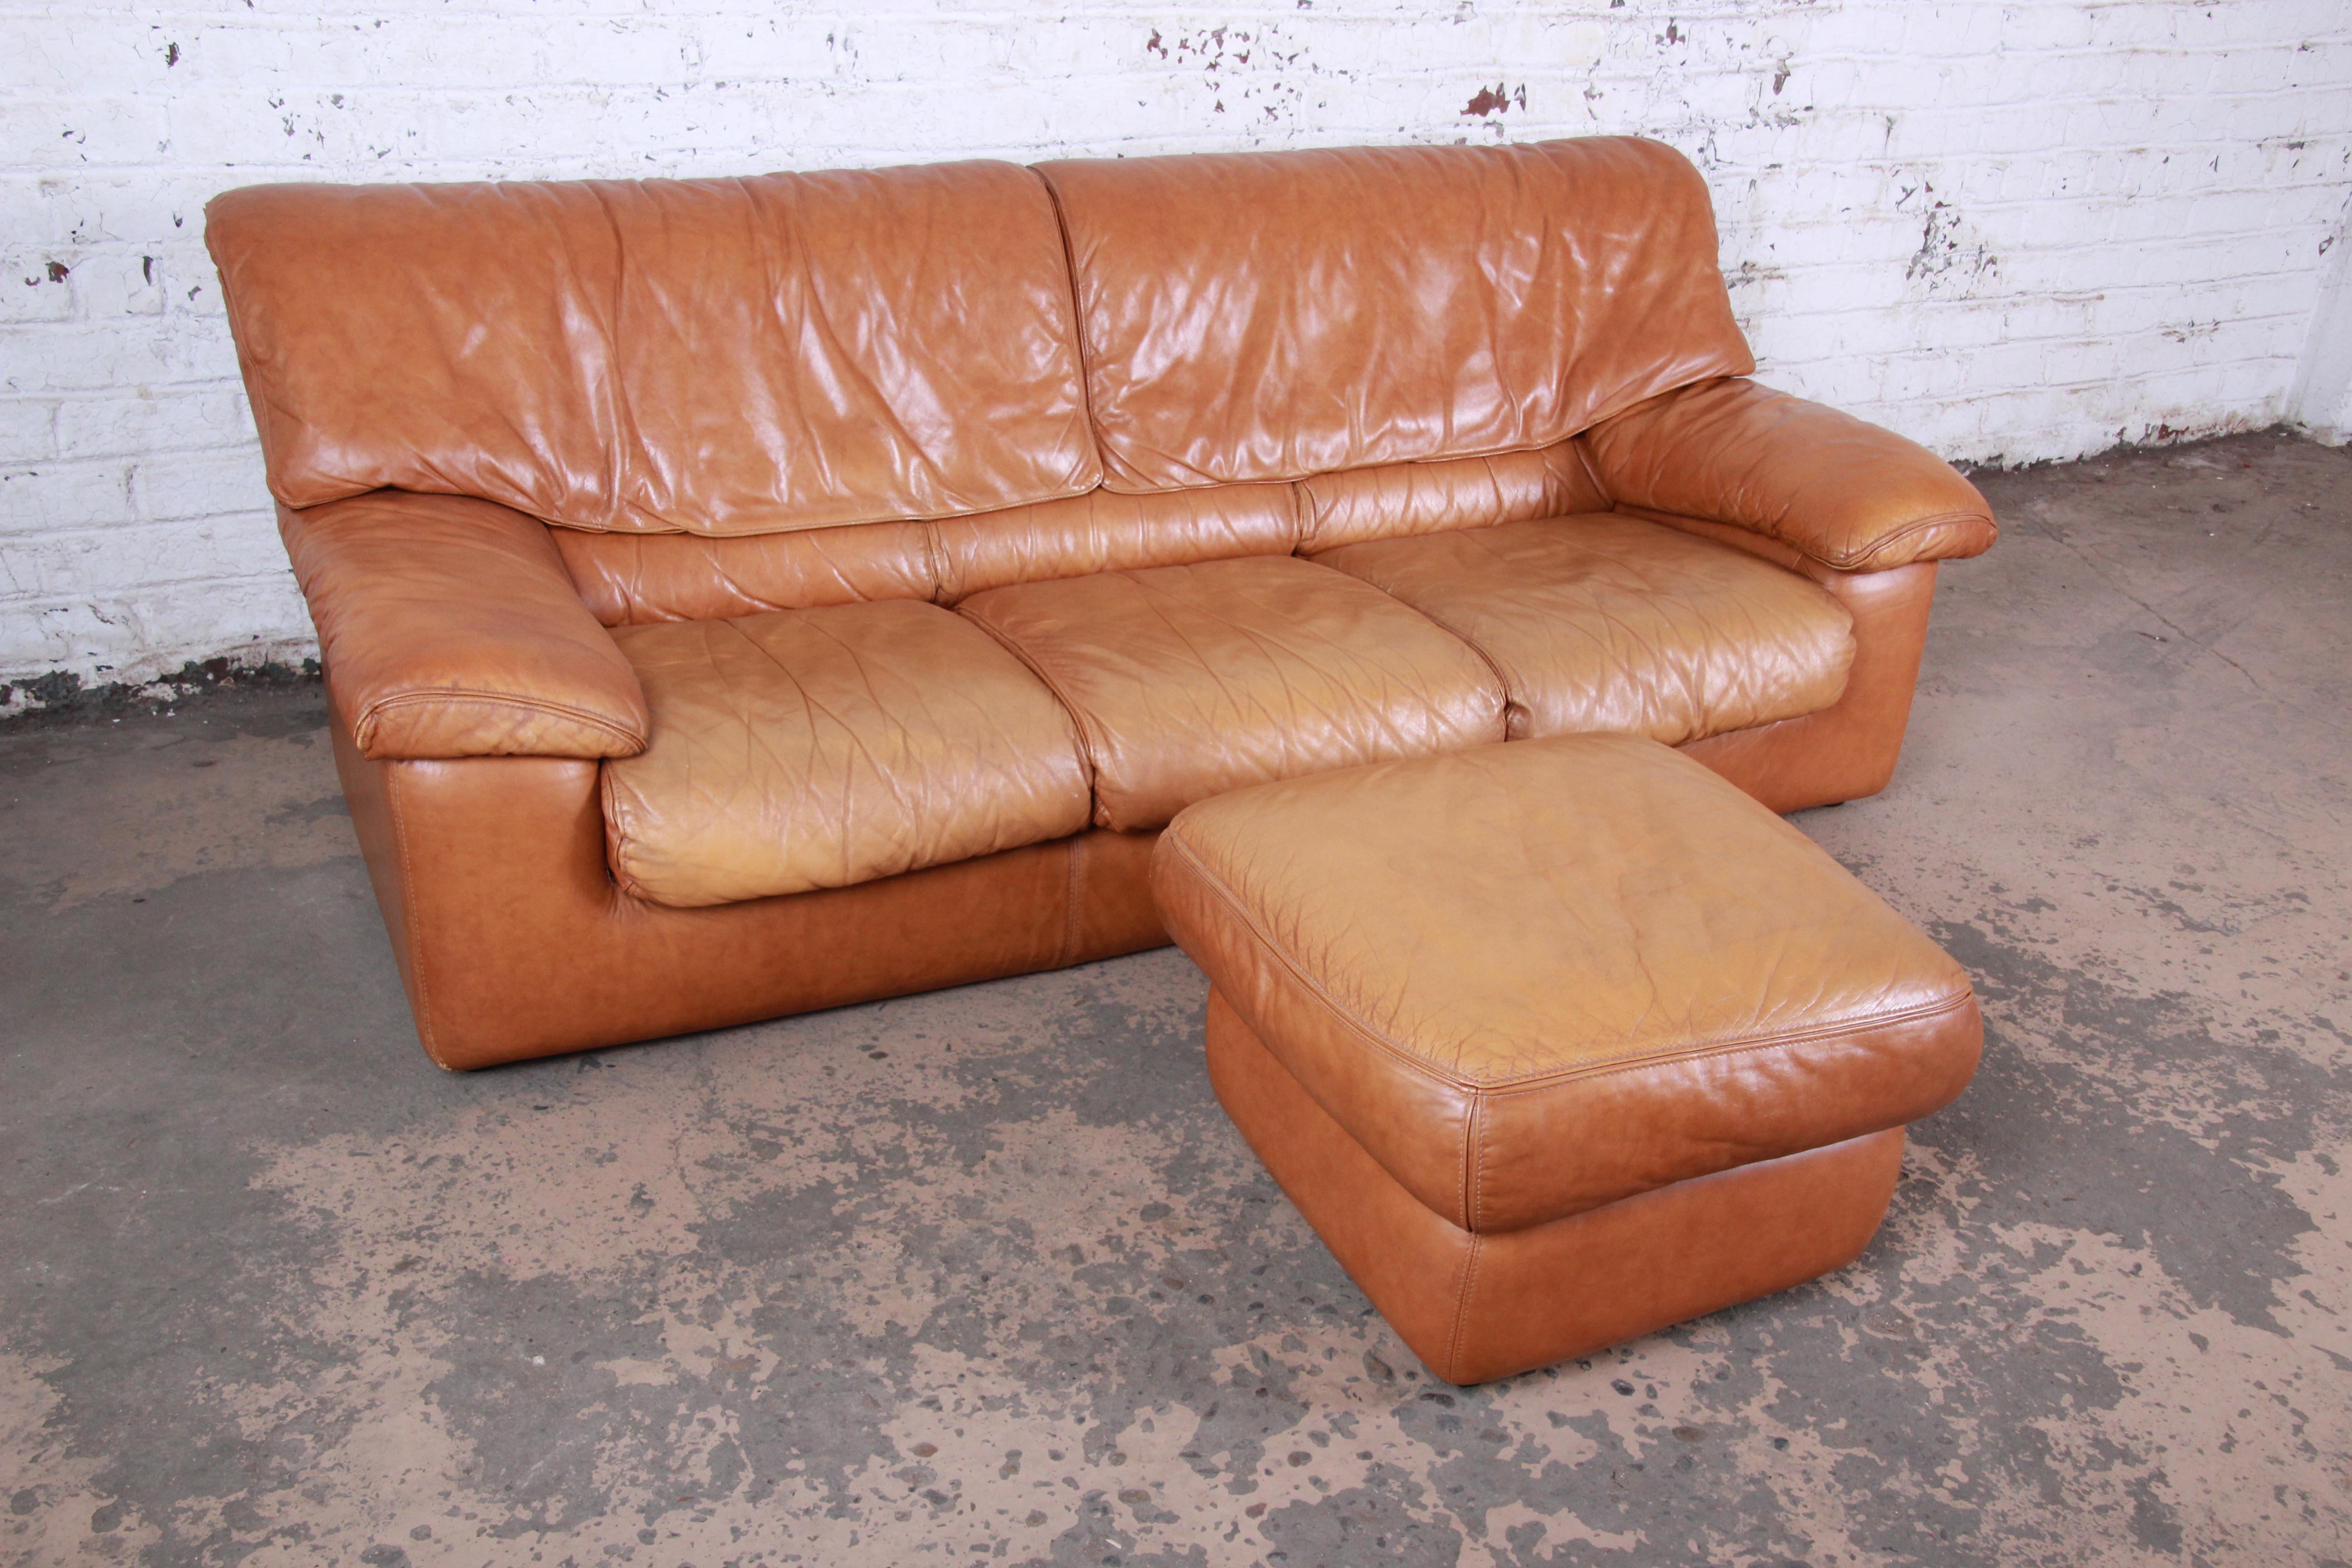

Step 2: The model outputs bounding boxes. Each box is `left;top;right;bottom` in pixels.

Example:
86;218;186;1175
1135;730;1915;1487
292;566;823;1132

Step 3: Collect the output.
1151;734;1981;1234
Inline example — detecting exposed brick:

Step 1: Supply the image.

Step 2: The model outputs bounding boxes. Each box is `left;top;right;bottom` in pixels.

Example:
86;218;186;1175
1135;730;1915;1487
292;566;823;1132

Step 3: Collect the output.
0;0;2347;690
129;444;270;524
0;459;139;537
0;513;285;602
54;387;248;463
0;398;58;466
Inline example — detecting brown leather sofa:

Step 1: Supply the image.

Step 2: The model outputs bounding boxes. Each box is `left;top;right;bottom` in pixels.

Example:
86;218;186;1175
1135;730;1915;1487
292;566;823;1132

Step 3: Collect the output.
206;136;1995;1071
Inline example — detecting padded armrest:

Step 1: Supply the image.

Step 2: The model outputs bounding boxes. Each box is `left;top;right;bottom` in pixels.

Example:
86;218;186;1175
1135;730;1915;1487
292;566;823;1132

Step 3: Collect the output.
280;491;650;761
1583;378;1997;572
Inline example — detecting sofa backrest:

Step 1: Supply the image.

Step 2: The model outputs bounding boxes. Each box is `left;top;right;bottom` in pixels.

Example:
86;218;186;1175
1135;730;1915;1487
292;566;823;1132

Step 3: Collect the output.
206;162;1100;535
1034;137;1752;493
213;137;1744;621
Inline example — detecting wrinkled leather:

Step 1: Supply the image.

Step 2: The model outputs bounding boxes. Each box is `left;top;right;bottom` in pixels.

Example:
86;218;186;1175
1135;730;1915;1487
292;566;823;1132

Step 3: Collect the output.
1681;556;1940;812
602;601;1091;906
1037;138;1753;491
1153;735;1981;1232
235;135;1999;1070
1313;514;1854;745
554;522;938;626
1062;829;1169;964
334;705;1161;1070
1210;993;1904;1385
932;483;1297;603
959;556;1505;831
280;492;648;760
206;163;1099;533
1296;443;1607;552
1610;512;1941;809
551;483;1302;623
1584;378;1998;570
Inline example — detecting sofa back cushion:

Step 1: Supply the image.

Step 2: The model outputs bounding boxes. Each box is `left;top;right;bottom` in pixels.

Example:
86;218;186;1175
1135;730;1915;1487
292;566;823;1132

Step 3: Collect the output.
206;162;1099;535
552;481;1303;625
1296;443;1610;554
1036;137;1753;493
553;522;944;627
931;483;1298;603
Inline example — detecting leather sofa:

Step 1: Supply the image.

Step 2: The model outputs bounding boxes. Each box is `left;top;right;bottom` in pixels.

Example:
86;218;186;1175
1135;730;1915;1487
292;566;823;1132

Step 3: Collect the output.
205;136;1996;1071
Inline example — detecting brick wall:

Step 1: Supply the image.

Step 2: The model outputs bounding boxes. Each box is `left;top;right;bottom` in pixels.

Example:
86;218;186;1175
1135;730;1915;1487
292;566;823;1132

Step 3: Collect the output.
4;1;2349;704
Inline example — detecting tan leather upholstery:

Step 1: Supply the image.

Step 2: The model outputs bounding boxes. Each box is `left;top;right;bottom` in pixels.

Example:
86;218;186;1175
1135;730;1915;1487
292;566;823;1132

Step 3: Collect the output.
1037;138;1753;491
932;483;1298;602
1585;378;1999;570
555;523;939;626
317;554;1938;1067
602;602;1091;907
1210;992;1906;1385
1295;443;1608;552
959;556;1505;831
1683;558;1940;812
1152;735;1981;1233
552;483;1301;624
213;136;1998;1070
1313;514;1855;745
333;704;1165;1071
281;492;648;761
206;163;1099;533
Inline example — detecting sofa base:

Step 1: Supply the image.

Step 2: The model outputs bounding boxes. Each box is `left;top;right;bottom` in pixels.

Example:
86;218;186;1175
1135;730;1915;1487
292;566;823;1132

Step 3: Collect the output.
333;712;1166;1069
333;555;1937;1069
1205;990;1906;1385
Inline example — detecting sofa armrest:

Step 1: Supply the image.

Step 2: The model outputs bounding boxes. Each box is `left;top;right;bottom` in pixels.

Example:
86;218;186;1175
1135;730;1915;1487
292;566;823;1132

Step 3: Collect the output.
1582;378;1997;572
280;491;650;761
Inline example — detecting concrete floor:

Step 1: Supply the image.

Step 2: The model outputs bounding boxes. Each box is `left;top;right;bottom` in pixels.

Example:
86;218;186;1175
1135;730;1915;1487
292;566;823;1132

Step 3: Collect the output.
3;432;2347;1568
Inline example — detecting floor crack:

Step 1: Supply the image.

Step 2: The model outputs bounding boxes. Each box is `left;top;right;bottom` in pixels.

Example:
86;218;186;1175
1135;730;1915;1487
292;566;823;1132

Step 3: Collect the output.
2033;515;2264;691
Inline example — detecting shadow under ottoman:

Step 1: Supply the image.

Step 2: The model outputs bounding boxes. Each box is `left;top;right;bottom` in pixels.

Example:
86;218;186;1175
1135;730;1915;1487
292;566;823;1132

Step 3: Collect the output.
1151;735;1983;1385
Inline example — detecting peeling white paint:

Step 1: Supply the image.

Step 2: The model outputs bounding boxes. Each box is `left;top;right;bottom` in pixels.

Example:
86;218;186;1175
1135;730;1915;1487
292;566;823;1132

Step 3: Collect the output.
2;1;2348;698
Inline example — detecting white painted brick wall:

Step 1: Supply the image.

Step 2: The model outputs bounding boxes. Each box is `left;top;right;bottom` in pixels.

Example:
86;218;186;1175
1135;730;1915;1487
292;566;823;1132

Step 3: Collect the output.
3;0;2348;701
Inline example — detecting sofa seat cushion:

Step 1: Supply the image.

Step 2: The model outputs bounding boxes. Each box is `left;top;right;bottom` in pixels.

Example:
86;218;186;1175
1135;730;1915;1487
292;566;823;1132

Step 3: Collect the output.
1312;514;1854;745
602;601;1093;907
958;555;1505;832
1150;734;1982;1234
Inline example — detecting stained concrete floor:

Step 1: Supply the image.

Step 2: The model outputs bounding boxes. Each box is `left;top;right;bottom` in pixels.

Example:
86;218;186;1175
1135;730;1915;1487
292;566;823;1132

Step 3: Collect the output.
3;431;2348;1568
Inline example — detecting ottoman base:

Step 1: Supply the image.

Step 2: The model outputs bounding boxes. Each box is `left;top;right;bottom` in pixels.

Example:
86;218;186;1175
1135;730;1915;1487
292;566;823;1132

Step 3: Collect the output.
1207;990;1906;1385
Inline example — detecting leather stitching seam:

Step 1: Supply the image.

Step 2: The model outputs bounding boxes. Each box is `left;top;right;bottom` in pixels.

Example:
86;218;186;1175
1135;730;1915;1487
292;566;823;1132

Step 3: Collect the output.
381;761;451;1070
1446;1231;1484;1383
1341;589;1512;733
921;521;952;604
598;765;654;905
1618;503;1997;573
954;606;1107;811
358;689;647;754
1058;833;1088;969
1286;478;1315;554
1476;991;1976;1097
1463;1090;1485;1235
1828;511;1999;571
1156;432;1632;497
1566;435;1613;509
1032;167;1109;479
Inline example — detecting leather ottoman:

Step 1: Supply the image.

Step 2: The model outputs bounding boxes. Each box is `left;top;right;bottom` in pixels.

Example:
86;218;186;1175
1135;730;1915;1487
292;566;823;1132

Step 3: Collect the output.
1150;734;1983;1384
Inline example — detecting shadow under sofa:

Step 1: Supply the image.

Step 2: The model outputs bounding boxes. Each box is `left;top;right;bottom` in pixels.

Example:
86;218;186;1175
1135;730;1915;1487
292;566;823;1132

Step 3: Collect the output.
207;136;1997;1071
